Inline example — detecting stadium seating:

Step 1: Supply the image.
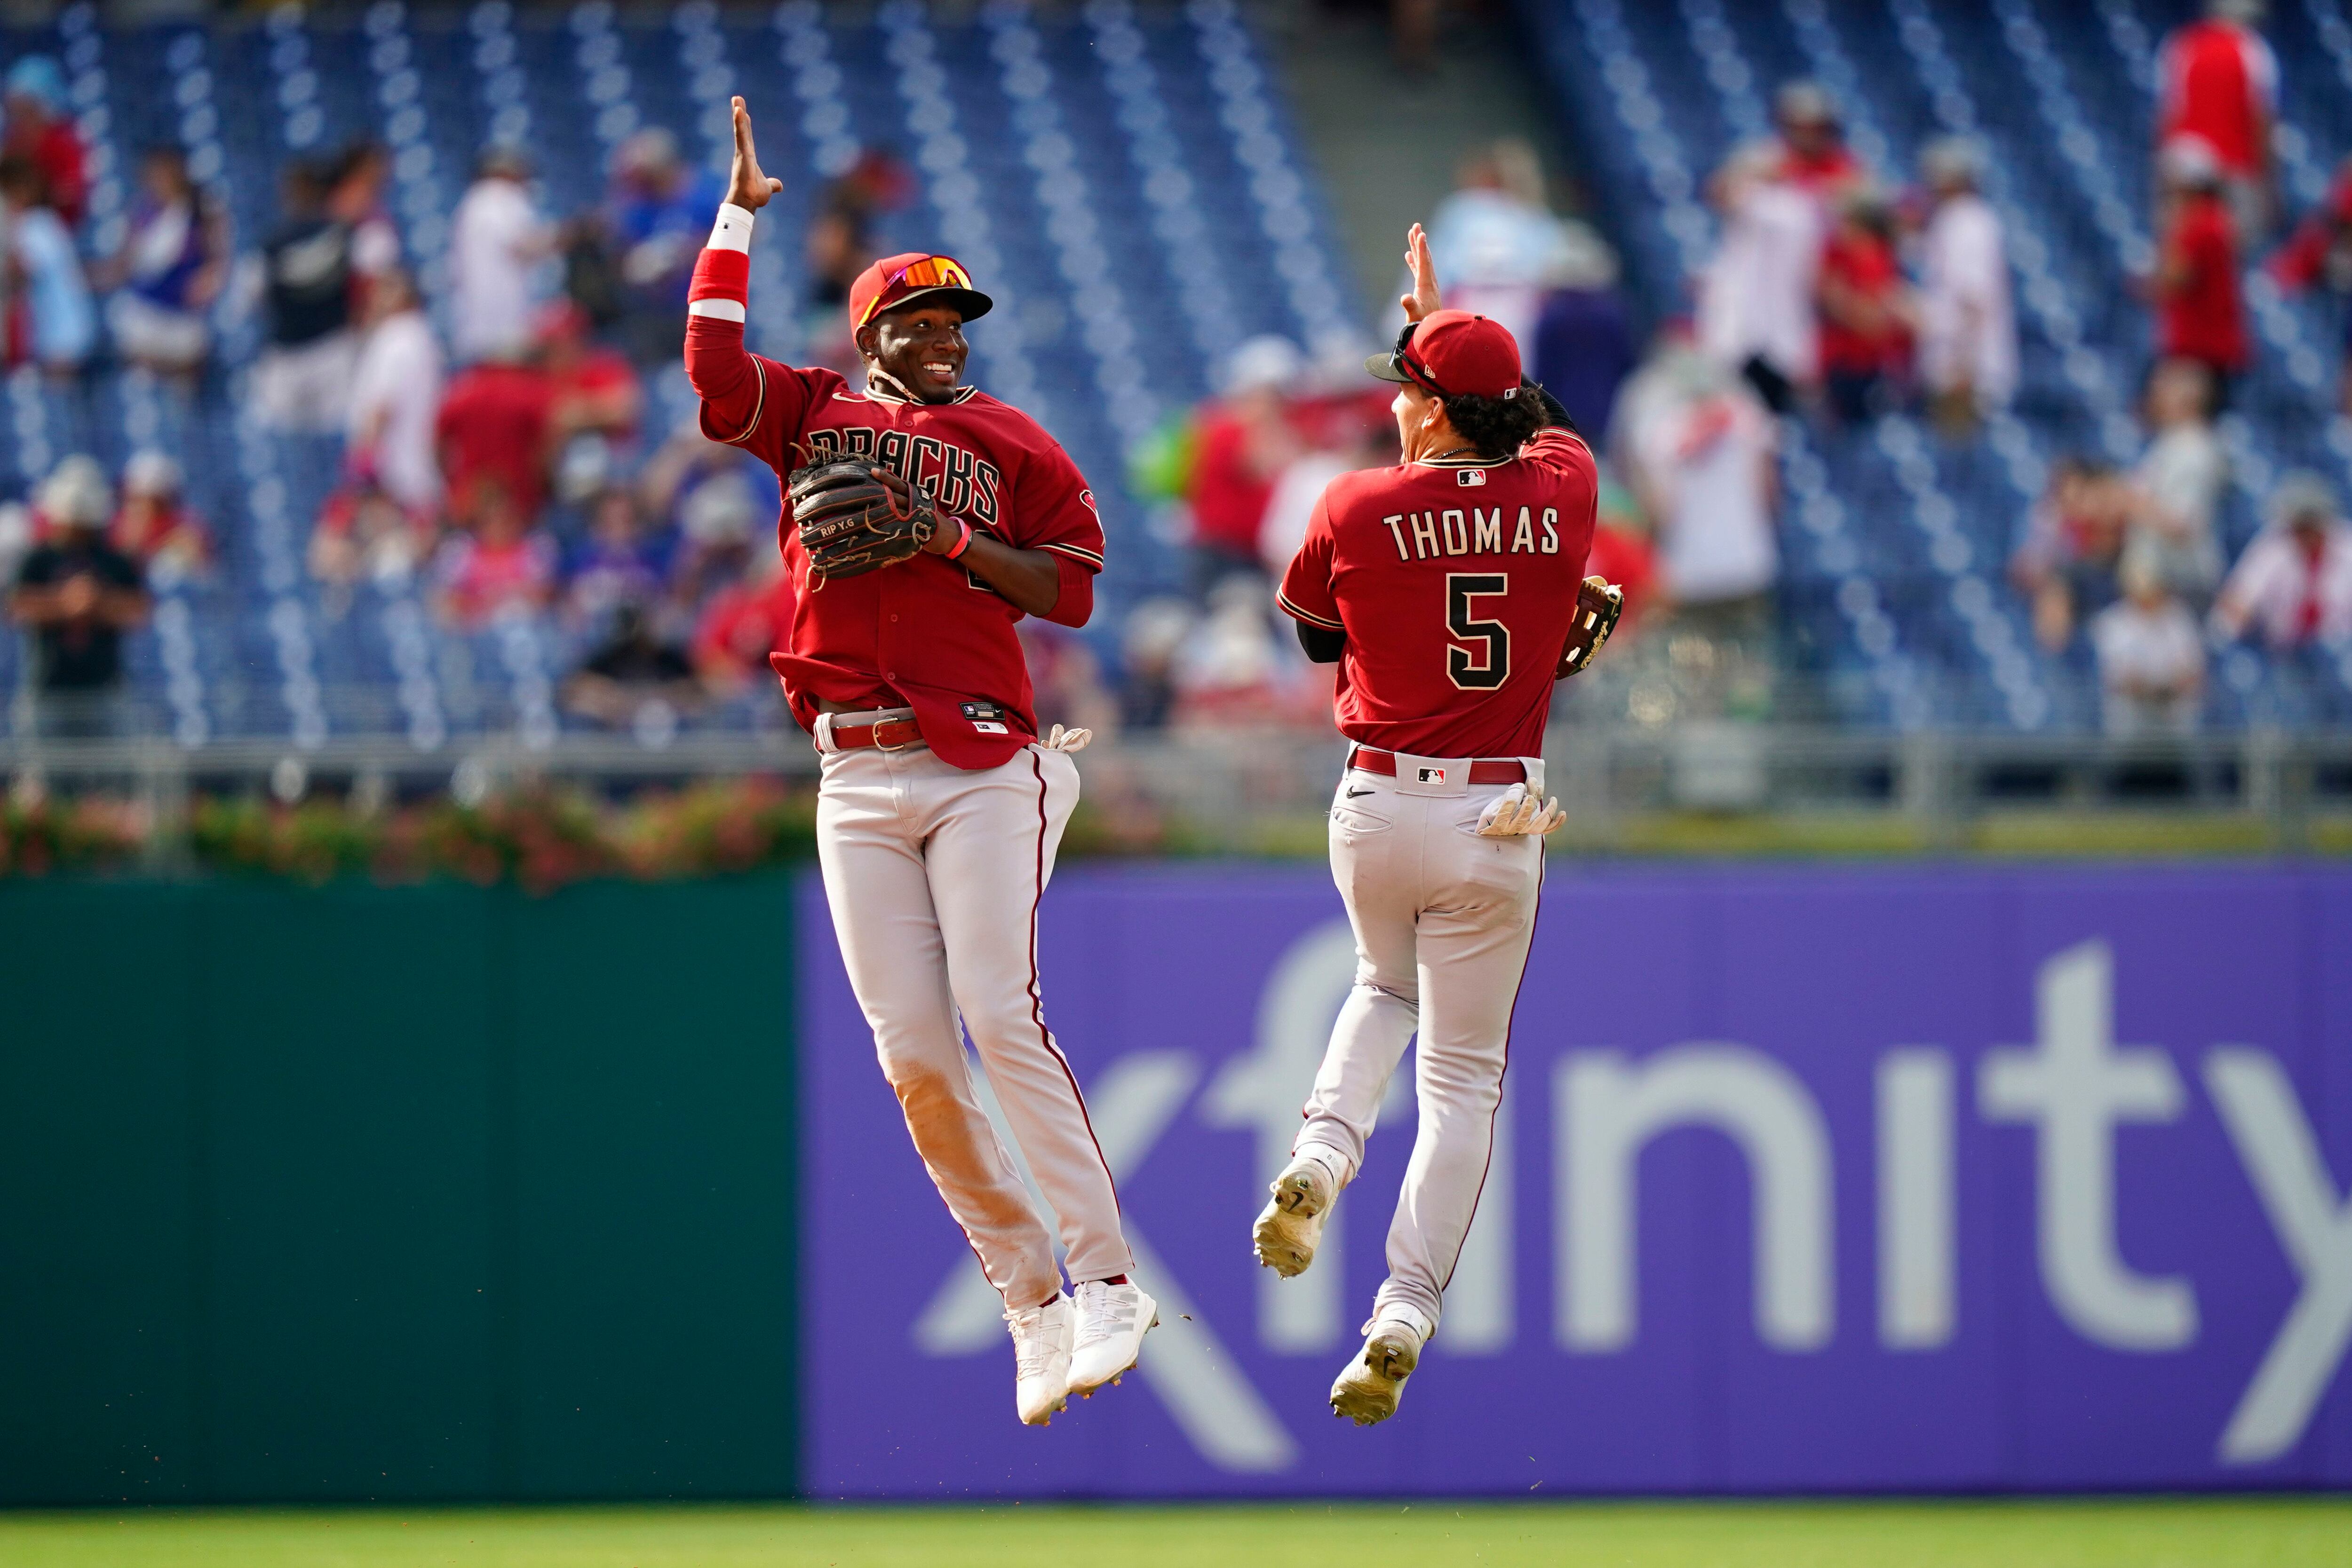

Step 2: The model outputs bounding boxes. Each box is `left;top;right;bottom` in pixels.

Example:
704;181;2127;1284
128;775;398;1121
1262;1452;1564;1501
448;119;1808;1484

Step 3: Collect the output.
1520;0;2352;729
0;0;1355;747
13;0;2352;744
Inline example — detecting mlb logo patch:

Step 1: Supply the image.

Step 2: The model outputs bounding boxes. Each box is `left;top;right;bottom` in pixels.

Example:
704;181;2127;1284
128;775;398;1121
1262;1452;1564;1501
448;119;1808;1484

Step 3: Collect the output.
1417;766;1447;784
1457;470;1487;487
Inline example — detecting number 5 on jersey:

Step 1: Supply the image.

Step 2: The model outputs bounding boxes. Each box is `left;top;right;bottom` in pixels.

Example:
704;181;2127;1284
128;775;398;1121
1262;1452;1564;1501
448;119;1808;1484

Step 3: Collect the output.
1446;573;1509;690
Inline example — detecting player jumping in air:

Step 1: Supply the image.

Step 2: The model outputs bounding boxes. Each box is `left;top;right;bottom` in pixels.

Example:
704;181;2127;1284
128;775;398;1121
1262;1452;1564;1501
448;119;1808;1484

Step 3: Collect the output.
686;98;1154;1427
1258;223;1620;1425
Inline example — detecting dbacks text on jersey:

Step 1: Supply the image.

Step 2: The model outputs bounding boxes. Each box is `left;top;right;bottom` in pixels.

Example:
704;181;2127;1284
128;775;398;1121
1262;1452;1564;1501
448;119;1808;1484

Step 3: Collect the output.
802;424;1003;527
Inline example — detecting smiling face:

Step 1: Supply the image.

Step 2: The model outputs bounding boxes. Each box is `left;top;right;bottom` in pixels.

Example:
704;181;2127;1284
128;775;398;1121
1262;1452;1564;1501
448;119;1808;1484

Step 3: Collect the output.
858;302;969;403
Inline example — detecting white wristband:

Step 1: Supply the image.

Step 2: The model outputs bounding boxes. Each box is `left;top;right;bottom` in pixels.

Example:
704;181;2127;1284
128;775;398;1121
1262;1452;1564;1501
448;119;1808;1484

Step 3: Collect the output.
709;203;755;254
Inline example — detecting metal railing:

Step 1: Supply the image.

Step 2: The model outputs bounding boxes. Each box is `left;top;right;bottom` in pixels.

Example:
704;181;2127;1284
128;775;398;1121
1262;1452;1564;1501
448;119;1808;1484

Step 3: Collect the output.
5;721;2350;858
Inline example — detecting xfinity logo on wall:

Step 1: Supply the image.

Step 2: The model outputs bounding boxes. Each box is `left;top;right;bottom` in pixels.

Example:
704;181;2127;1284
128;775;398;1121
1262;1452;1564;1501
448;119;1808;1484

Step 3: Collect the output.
803;871;2352;1495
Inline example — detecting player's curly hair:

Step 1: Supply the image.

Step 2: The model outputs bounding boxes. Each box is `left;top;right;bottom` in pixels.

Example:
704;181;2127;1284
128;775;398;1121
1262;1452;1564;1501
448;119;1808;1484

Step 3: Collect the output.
1441;387;1546;460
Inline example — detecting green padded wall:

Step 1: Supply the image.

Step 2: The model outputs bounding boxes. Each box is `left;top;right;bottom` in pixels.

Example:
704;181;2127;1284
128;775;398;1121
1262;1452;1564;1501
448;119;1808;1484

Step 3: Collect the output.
0;875;797;1504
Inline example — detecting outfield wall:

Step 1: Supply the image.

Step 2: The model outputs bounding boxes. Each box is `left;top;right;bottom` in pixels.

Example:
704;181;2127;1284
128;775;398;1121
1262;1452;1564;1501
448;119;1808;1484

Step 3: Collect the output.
0;878;798;1505
803;864;2352;1496
6;865;2349;1504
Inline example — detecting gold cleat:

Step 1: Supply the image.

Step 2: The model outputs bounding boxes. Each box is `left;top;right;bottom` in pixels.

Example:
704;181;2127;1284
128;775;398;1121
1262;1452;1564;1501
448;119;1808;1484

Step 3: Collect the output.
1329;1319;1422;1427
1252;1157;1337;1277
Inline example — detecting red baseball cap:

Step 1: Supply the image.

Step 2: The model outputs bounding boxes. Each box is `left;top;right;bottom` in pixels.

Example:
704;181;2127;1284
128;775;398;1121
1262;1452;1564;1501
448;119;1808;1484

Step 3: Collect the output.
1366;309;1522;399
848;251;993;332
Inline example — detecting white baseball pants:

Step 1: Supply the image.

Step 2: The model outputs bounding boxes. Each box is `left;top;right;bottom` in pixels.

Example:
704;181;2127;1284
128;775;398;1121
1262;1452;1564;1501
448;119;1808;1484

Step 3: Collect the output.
814;729;1130;1311
1294;756;1545;1337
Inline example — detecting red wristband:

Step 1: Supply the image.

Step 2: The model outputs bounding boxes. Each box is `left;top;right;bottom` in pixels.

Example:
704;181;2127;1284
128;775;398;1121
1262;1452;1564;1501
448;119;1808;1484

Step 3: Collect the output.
943;517;974;561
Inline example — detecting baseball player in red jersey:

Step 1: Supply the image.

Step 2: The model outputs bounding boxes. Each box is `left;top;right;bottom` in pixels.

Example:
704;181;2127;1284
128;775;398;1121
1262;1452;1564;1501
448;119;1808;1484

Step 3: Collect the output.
1258;225;1610;1425
687;100;1154;1427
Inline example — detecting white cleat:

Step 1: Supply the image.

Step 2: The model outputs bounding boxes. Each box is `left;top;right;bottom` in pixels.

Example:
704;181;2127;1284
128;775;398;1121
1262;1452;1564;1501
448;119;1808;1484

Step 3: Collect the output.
1006;1293;1074;1426
1067;1278;1158;1398
1329;1313;1426;1427
1253;1154;1338;1278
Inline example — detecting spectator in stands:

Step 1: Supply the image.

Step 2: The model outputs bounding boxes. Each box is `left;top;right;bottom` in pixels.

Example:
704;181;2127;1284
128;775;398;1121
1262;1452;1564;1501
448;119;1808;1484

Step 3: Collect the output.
562;485;671;631
108;451;208;585
801;151;913;376
1529;226;1636;442
1916;137;2017;436
1117;597;1194;732
1168;576;1309;730
2151;136;2249;404
1022;616;1122;743
1423;138;1589;350
540;301;644;451
1257;413;1394;577
2;57;85;231
2012;455;2130;652
2091;559;2206;737
1772;81;1863;198
100;146;229;382
563;601;701;730
1617;334;1780;659
451;146;555;364
328;140;402;319
254;158;357;433
346;267;444;520
436;348;555;534
2123;359;2228;603
0;157;93;376
2211;470;2352;647
308;474;433;594
1699;141;1821;414
608;128;723;369
664;464;762;620
1587;474;1659;636
2270;154;2352;409
691;542;795;698
432;478;553;630
2157;0;2277;243
1816;185;1911;425
1185;335;1303;599
8;456;146;735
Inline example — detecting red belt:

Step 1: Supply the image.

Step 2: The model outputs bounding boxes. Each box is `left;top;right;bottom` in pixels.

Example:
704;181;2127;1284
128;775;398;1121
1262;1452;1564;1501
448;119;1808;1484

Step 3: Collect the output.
827;714;925;752
1346;746;1526;785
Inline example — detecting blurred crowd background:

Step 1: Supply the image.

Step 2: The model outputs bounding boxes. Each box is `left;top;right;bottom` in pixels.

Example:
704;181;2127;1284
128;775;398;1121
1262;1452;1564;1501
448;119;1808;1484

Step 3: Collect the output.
0;0;2348;823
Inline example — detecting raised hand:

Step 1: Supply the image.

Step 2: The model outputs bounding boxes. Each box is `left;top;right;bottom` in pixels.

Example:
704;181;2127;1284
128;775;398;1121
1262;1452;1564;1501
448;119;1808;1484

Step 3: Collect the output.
1399;222;1442;323
727;96;784;211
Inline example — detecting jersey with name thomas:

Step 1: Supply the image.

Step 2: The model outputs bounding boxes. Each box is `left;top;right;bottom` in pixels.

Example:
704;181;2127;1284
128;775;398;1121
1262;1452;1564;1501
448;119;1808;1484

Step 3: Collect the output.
692;339;1104;770
1278;427;1597;760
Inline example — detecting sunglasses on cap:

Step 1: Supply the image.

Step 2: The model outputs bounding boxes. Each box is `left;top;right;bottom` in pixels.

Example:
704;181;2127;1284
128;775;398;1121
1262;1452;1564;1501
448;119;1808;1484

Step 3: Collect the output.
857;255;978;327
1373;320;1521;402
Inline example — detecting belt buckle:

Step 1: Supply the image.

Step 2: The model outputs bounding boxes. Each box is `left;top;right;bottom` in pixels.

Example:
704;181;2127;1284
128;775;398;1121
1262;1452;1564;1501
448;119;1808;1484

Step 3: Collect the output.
874;718;915;753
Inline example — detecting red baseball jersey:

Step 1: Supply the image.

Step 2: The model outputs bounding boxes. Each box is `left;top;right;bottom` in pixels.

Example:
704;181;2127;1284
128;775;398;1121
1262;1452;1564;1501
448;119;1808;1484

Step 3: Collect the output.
1278;427;1598;759
683;218;1104;771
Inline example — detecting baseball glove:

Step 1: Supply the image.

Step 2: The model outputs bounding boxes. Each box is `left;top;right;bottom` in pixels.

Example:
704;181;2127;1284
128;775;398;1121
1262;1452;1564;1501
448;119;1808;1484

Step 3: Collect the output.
788;454;938;586
1556;575;1624;679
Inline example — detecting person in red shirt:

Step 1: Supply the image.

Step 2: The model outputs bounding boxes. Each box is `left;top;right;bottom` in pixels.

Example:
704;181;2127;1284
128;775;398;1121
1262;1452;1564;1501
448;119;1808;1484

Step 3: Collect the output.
1816;187;1913;424
2158;0;2276;240
2153;136;2251;403
537;300;644;450
434;355;556;532
685;98;1152;1429
2;57;86;231
690;543;796;694
1184;335;1303;598
1262;225;1605;1427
